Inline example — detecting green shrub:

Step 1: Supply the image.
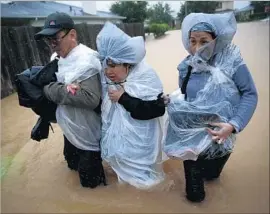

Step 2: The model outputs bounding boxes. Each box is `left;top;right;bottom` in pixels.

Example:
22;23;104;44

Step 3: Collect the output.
149;23;170;38
250;12;268;20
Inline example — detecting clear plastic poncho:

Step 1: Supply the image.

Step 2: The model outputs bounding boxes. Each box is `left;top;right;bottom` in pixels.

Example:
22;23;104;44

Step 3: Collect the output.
96;22;165;189
164;13;244;161
56;44;102;151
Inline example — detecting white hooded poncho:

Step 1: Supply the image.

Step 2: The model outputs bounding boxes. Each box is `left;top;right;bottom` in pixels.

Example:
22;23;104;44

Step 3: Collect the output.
96;22;165;189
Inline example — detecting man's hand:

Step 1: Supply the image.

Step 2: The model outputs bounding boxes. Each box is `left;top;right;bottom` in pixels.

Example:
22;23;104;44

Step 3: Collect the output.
108;87;125;102
67;84;80;95
206;122;235;144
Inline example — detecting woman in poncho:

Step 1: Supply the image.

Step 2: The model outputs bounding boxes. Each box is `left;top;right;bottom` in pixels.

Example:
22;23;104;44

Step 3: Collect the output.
96;22;166;189
164;13;258;202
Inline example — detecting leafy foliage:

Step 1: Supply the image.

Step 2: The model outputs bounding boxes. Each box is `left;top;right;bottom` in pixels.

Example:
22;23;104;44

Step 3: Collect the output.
110;1;148;23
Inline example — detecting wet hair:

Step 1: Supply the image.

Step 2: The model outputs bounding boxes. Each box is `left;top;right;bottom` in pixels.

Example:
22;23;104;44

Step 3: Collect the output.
106;59;133;69
189;22;216;39
208;32;216;39
123;63;132;68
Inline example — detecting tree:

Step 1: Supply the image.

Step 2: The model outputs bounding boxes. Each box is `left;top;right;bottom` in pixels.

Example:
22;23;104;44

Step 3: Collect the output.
177;1;220;22
148;2;174;24
110;1;148;23
250;1;269;13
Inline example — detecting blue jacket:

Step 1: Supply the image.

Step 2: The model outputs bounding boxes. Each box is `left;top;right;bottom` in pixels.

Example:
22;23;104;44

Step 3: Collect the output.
178;62;258;133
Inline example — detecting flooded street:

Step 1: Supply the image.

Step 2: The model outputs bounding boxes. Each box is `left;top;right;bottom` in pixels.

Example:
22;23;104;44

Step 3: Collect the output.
1;21;269;213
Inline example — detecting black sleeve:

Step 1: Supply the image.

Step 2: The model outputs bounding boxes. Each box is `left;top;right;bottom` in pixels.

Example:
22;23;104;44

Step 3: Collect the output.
118;92;165;120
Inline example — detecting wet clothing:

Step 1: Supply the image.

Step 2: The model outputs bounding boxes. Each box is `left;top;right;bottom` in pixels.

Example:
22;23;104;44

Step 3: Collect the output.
183;153;231;202
43;44;102;152
44;74;101;110
118;92;165;120
179;62;258;133
63;136;106;188
165;12;258;202
165;12;258;161
43;44;105;188
97;22;165;189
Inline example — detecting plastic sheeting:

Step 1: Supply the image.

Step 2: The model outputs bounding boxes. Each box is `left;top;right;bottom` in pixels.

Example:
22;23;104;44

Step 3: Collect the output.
182;12;237;56
96;22;146;69
96;22;165;189
55;44;102;151
164;13;244;161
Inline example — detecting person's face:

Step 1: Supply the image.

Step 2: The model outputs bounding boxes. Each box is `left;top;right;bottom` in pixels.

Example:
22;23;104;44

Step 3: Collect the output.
189;31;214;55
105;60;129;83
43;29;76;58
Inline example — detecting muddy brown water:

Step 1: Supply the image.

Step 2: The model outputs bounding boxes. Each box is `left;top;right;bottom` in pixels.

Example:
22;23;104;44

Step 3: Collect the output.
1;21;269;213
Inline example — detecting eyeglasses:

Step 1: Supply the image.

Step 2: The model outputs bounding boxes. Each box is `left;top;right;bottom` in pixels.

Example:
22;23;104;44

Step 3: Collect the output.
43;29;71;46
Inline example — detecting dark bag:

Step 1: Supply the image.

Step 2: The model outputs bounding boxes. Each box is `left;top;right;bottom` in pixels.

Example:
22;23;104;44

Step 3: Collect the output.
30;58;58;86
15;67;44;108
15;59;58;110
16;59;59;142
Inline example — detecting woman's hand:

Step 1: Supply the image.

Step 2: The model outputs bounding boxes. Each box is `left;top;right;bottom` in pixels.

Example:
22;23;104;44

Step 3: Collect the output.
108;87;125;102
206;122;235;144
161;94;170;106
67;84;80;95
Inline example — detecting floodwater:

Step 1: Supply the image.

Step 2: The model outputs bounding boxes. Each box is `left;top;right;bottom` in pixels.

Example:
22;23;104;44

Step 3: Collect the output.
1;21;269;213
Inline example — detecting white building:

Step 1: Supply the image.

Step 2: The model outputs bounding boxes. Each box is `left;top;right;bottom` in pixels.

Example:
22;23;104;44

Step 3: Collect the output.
215;1;234;13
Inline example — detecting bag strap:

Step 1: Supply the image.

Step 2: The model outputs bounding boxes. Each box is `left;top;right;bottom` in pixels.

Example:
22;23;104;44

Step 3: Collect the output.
181;65;192;99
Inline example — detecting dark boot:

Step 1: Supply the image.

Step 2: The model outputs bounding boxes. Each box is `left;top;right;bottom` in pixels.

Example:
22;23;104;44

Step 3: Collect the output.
202;153;231;181
78;150;107;188
183;160;205;202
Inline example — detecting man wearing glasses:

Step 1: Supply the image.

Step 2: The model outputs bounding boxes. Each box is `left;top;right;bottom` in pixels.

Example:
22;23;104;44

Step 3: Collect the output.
34;12;106;188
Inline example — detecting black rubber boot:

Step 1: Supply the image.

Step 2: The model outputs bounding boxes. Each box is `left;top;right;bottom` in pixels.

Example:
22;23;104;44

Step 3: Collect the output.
183;160;205;202
202;153;231;181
